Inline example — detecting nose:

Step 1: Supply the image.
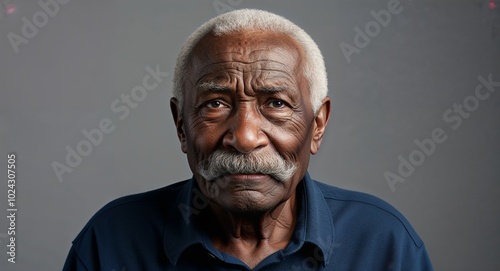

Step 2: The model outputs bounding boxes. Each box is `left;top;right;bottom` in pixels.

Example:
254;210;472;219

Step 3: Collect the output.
222;106;269;154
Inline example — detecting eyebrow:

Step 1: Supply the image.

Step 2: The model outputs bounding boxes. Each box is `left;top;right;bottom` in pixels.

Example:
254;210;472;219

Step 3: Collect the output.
197;82;231;92
196;82;287;93
257;86;288;93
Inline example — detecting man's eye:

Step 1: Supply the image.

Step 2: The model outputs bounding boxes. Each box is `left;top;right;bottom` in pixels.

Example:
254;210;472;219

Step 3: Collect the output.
205;100;225;108
269;100;287;108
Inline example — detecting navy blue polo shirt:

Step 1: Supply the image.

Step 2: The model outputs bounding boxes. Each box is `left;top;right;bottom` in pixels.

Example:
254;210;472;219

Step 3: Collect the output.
63;173;433;270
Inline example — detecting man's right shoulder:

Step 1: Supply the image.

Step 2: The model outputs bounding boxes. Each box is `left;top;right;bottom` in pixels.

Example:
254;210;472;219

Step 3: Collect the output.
72;179;191;243
97;180;189;213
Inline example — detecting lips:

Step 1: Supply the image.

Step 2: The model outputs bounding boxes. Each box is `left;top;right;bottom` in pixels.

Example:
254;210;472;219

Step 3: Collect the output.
217;173;275;186
213;173;277;191
215;174;279;193
227;173;269;180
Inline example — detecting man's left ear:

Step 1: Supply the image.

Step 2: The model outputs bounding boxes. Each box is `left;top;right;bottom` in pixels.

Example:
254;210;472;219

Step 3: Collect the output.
310;97;331;155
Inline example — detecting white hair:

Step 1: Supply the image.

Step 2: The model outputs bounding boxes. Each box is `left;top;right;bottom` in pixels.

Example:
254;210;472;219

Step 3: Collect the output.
172;9;328;114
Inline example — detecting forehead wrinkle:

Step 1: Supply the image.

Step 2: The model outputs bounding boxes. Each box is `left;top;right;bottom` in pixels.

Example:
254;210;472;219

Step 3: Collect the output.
253;68;295;83
190;30;305;78
194;65;296;90
196;58;290;75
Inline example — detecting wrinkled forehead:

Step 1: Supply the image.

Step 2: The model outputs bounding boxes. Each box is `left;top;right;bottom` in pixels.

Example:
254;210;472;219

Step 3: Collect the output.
188;30;306;76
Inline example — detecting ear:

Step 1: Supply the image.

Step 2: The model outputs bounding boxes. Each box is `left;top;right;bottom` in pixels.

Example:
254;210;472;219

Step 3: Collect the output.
310;97;331;155
170;98;187;153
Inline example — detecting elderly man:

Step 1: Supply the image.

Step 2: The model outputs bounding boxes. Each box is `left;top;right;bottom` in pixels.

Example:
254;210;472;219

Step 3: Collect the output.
63;9;433;271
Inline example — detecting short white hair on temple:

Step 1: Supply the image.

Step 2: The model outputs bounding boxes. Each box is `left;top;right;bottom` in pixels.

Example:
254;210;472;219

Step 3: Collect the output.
172;9;328;114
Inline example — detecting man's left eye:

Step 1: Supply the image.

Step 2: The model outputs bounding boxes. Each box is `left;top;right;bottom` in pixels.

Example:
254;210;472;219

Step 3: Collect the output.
269;100;286;108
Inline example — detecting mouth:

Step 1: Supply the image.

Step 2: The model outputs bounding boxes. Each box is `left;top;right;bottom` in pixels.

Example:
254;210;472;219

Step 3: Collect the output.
226;173;270;181
209;172;288;185
215;173;278;191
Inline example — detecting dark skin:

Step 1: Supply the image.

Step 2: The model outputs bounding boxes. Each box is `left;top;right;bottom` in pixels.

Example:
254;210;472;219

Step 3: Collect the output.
170;30;331;269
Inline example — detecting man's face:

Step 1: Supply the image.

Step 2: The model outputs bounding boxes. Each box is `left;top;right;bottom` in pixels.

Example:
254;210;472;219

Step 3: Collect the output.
171;30;329;213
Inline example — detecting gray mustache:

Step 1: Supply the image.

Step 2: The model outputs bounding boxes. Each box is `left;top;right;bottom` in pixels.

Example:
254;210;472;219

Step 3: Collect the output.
197;149;298;182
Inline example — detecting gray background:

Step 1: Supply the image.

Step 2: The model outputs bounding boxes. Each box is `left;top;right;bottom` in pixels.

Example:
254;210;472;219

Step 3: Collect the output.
1;0;499;270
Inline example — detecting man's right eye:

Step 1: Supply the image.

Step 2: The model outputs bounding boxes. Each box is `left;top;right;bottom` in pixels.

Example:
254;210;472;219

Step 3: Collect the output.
203;100;230;109
205;100;223;108
199;100;231;118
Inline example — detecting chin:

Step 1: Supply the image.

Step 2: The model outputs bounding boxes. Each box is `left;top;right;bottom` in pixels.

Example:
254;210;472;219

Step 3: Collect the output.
218;193;279;215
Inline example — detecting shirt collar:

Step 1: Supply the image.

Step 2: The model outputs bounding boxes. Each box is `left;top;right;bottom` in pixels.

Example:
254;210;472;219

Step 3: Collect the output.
163;177;208;265
297;172;335;265
163;172;335;266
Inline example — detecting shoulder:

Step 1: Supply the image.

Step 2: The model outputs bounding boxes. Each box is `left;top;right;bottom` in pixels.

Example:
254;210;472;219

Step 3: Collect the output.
95;180;187;213
72;180;190;243
66;180;192;270
313;180;424;248
307;179;434;270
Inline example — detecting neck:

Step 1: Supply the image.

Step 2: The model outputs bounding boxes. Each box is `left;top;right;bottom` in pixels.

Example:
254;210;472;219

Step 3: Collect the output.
207;193;298;268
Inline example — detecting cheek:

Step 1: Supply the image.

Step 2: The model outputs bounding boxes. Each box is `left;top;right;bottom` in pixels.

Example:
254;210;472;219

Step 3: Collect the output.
185;118;223;156
268;113;313;160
